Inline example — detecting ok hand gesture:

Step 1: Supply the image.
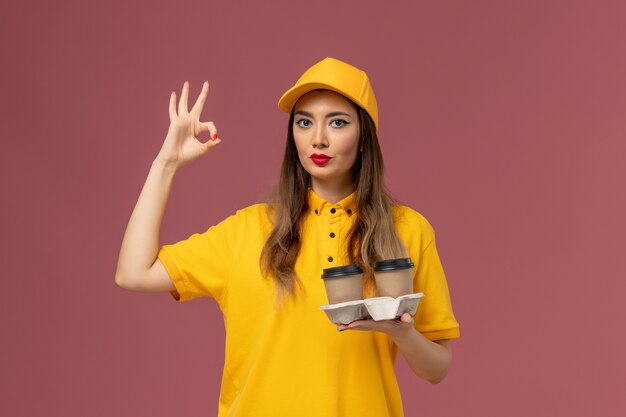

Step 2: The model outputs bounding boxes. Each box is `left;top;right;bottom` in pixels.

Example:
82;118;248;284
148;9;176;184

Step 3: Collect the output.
156;81;220;169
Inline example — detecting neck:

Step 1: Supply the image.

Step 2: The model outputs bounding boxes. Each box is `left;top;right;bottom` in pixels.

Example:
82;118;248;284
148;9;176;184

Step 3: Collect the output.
310;176;354;204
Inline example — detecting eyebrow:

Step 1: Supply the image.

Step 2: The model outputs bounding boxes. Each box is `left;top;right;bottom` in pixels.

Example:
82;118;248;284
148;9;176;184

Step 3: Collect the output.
294;110;353;118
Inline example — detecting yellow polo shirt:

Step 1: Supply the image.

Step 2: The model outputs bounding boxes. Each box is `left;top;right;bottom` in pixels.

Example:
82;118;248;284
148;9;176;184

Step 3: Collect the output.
157;189;460;417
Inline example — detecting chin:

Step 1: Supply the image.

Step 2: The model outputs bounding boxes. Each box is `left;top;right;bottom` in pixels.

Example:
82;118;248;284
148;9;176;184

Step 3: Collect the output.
310;170;349;184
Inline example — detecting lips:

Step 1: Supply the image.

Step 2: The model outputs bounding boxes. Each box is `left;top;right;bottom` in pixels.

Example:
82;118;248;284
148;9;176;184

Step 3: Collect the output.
310;153;332;166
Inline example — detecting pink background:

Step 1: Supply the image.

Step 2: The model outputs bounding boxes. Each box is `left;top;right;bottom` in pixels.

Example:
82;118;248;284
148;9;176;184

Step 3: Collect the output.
1;1;625;416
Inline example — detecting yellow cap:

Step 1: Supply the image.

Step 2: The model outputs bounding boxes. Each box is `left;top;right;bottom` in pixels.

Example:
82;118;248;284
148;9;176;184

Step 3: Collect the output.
278;57;379;131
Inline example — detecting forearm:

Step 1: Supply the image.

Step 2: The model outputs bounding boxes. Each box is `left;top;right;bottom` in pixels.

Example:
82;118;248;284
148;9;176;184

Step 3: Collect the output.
115;158;177;285
393;329;451;384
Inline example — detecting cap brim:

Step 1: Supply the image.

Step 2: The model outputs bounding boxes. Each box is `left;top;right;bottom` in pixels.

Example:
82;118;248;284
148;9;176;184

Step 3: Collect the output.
278;82;362;114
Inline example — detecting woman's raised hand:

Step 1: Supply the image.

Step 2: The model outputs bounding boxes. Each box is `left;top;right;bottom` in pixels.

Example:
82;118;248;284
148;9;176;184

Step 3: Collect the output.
156;81;220;169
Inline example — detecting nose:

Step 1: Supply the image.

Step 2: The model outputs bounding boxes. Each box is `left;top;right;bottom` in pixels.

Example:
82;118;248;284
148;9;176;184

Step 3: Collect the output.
312;125;329;149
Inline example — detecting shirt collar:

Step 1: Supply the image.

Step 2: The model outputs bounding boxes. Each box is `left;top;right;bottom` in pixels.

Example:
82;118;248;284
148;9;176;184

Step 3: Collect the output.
307;188;356;217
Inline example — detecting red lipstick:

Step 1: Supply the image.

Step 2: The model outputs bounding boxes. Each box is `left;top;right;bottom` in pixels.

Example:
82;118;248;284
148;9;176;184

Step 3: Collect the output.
310;153;332;166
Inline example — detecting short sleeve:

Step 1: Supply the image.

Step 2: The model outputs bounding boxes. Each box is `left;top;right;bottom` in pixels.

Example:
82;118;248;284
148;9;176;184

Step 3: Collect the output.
157;212;239;303
413;235;461;341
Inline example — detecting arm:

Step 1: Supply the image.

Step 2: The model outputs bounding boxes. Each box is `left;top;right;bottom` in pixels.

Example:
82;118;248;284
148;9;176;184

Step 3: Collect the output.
114;81;221;290
114;159;178;291
337;314;452;384
391;316;452;384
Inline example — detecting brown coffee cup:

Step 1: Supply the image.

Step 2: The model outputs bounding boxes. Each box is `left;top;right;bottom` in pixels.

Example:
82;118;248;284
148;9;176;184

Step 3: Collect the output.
374;258;414;298
321;264;363;304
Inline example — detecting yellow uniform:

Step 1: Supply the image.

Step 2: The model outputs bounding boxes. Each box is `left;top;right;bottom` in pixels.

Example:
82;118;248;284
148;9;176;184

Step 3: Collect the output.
157;189;460;417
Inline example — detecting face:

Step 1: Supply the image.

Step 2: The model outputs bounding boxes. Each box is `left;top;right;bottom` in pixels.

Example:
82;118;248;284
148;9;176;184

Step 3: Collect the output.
292;90;361;187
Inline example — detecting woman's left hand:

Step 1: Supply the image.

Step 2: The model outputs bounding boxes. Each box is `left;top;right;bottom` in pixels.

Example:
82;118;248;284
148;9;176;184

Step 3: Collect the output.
337;313;416;340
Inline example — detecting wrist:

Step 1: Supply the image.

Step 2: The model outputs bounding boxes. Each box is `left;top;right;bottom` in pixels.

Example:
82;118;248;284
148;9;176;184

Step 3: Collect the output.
152;157;179;173
390;325;419;345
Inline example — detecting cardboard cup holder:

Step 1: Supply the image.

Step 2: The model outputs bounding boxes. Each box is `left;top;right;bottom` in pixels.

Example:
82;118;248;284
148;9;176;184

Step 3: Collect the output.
320;293;424;325
319;300;370;325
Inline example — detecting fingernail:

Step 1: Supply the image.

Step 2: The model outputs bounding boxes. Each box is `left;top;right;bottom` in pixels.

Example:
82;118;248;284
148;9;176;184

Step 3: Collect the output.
337;329;345;332
212;134;218;140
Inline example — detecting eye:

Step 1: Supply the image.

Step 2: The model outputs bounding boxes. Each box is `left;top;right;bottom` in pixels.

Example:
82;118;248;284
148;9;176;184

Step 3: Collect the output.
295;119;312;128
330;119;349;128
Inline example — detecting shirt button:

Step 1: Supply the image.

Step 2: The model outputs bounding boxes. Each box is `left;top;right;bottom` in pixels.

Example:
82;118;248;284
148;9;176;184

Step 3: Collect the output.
347;209;352;215
330;208;336;214
329;232;335;238
315;209;318;214
328;256;334;262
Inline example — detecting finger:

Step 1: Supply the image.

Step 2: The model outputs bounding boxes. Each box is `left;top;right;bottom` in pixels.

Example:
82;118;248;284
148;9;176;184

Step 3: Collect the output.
344;320;374;331
168;91;177;121
338;318;378;332
178;81;189;115
198;121;219;141
349;318;374;327
190;81;209;116
202;136;222;151
400;313;414;324
345;324;376;332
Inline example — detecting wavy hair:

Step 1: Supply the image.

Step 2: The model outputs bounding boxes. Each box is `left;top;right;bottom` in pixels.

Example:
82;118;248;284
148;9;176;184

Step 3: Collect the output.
260;96;407;304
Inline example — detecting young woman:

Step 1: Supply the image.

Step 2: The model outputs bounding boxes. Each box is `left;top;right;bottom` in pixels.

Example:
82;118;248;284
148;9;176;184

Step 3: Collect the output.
115;57;460;417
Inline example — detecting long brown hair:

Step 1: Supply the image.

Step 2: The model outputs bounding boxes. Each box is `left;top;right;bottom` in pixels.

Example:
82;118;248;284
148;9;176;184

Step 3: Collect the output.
260;96;407;303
